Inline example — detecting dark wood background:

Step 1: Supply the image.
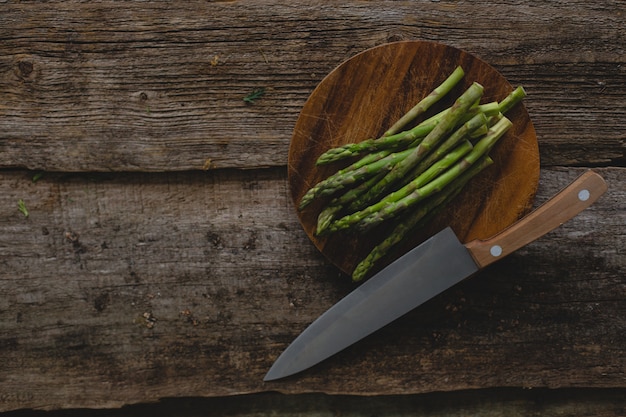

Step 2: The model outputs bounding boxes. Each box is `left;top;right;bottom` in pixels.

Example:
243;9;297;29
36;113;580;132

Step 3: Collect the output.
1;1;624;415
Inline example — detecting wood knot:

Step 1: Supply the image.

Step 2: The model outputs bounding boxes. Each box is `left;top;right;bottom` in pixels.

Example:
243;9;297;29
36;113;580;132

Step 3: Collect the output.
386;33;407;43
15;59;36;81
18;61;34;77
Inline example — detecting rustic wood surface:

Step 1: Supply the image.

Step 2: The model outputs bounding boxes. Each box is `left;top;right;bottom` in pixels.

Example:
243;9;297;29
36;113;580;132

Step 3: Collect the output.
0;0;624;414
3;390;625;417
0;1;624;172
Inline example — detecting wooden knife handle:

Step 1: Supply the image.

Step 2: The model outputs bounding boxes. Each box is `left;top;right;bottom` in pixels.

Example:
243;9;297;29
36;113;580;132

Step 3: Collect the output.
465;170;607;269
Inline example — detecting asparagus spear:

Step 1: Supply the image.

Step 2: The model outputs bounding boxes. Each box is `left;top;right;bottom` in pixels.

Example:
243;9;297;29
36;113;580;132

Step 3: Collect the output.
327;116;512;233
347;112;488;212
315;101;499;166
399;82;484;160
350;83;484;209
498;86;526;114
349;116;513;232
316;85;520;168
318;112;483;230
316;120;435;166
343;148;394;172
318;132;474;235
351;155;494;282
298;145;417;210
384;66;465;136
403;112;487;181
318;115;481;234
315;106;483;231
316;171;385;235
346;83;484;210
326;139;475;234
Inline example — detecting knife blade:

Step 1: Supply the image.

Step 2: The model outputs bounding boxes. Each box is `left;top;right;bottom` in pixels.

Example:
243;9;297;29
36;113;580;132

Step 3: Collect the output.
265;170;607;381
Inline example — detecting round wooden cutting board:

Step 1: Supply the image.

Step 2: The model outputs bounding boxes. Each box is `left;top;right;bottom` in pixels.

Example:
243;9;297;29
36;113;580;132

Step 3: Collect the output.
288;41;540;278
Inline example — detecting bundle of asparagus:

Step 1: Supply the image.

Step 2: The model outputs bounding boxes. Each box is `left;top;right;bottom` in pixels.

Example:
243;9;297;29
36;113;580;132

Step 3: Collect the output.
298;66;527;282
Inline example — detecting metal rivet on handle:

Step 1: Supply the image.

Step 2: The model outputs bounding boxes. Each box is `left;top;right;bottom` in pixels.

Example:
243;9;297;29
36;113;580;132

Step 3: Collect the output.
578;189;590;202
490;245;503;257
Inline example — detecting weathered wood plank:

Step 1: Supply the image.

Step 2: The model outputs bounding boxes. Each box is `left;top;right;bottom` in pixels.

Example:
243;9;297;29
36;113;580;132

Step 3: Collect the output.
11;389;624;417
0;167;623;411
1;1;624;414
0;1;624;172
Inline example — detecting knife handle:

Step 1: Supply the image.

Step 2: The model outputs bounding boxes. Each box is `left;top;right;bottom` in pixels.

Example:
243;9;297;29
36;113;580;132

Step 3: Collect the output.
465;170;607;269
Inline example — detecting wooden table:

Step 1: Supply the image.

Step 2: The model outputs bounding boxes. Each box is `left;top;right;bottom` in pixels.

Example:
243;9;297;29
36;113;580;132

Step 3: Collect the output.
1;1;624;415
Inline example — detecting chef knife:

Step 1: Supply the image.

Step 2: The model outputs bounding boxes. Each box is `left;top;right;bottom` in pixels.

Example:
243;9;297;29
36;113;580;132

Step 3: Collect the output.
265;170;607;381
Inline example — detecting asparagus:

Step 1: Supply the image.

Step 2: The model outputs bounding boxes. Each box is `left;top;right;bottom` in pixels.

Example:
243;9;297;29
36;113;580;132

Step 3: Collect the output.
306;99;495;209
384;66;465;136
316;108;483;231
326;139;475;233
298;145;417;210
351;155;494;282
399;82;484;164
319;137;472;235
327;116;512;233
469;123;489;139
316;171;385;235
316;101;499;166
343;148;394;172
316;116;439;166
349;116;513;232
404;112;487;182
347;112;488;212
347;82;484;211
498;86;526;114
